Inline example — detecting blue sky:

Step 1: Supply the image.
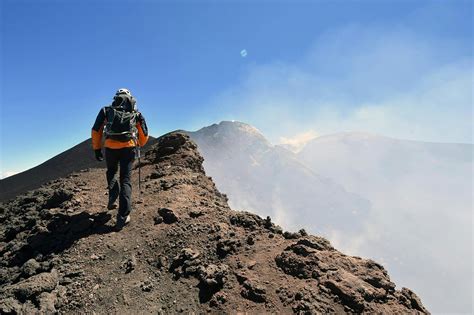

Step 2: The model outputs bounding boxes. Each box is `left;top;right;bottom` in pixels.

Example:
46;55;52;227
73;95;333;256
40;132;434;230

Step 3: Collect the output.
1;0;472;177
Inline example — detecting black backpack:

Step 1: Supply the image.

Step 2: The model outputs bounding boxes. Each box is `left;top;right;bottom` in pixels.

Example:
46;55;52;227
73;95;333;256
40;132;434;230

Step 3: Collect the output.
104;95;138;142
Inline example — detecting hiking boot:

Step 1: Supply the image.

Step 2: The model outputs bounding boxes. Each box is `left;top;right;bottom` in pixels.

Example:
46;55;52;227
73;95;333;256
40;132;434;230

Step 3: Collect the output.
116;214;130;230
107;200;117;210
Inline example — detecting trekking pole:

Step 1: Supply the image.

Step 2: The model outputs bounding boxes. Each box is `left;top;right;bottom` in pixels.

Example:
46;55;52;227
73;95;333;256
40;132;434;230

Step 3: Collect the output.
133;102;142;197
132;134;142;196
137;146;141;194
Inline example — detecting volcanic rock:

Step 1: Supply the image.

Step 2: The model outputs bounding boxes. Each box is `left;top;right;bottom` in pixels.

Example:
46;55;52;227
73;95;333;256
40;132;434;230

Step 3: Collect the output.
241;279;267;303
156;208;178;224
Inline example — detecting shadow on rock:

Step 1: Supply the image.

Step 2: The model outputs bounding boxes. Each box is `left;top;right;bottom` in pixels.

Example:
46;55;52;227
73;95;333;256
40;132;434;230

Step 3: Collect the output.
11;211;113;267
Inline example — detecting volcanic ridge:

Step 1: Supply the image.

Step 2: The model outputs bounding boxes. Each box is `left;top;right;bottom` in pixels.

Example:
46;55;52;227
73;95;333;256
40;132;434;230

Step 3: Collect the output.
0;131;429;314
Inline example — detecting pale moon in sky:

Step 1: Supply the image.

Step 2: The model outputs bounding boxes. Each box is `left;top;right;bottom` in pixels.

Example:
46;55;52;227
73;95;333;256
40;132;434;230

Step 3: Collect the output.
240;49;248;57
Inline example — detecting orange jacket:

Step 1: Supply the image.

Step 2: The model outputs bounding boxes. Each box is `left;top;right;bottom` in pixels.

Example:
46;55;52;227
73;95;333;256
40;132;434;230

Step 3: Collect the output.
91;107;149;150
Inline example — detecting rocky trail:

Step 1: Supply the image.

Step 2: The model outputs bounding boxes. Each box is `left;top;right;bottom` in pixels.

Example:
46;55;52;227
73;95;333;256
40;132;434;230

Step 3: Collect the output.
0;132;429;314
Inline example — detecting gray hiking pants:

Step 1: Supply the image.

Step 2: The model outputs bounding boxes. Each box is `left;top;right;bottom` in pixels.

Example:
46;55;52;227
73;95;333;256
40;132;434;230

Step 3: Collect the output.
105;147;135;217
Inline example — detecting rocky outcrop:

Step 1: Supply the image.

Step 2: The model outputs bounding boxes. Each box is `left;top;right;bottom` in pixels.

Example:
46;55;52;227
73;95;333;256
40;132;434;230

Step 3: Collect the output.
274;237;427;313
0;131;429;314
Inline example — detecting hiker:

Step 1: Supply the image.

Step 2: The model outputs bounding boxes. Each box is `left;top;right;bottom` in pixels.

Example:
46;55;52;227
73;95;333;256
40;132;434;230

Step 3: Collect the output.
91;88;149;229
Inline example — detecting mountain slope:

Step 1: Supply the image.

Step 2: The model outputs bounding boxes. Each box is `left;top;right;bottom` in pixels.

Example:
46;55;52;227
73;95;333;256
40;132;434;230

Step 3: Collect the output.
0;132;428;314
0;137;157;202
187;121;371;238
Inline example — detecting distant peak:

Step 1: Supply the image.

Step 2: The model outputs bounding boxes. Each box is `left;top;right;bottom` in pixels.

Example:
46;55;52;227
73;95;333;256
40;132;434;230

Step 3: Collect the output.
192;121;271;146
218;120;265;135
218;120;256;129
219;120;246;125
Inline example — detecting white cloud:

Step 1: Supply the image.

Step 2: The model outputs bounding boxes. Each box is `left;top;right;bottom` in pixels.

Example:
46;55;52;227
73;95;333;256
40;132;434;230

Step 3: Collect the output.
279;130;319;152
211;25;473;144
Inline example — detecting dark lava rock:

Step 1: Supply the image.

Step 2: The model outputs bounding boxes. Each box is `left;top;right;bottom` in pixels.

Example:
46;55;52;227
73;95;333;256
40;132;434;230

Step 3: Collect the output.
198;264;228;291
44;189;73;209
241;280;267;303
246;235;255;245
170;248;201;278
297;236;334;251
156;208;178;224
229;212;263;230
140;280;154;292
0;297;22;314
196;264;230;303
145;132;204;173
124;255;137;273
396;288;429;313
155;255;168;269
154;216;164;225
275;242;322;279
21;259;41;277
216;238;242;258
189;209;204;218
209;291;227;307
37;291;57;313
9;269;59;300
283;231;303;240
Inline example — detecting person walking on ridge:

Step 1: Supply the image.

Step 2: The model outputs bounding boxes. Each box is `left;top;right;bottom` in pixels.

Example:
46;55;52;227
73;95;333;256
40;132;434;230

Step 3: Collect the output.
91;88;149;229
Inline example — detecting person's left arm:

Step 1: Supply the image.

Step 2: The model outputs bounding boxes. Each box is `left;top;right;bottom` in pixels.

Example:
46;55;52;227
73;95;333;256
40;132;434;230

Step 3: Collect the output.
136;112;149;147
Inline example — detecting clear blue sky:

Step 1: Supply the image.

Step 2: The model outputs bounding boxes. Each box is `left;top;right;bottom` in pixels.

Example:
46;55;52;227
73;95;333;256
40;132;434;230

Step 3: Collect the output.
1;0;472;177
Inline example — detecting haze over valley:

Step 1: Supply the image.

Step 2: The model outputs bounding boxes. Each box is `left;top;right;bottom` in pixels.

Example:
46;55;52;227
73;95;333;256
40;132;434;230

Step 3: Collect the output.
188;121;473;313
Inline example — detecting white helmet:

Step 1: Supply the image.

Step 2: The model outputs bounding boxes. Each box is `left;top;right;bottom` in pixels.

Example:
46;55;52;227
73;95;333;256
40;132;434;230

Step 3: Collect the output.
115;88;131;97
